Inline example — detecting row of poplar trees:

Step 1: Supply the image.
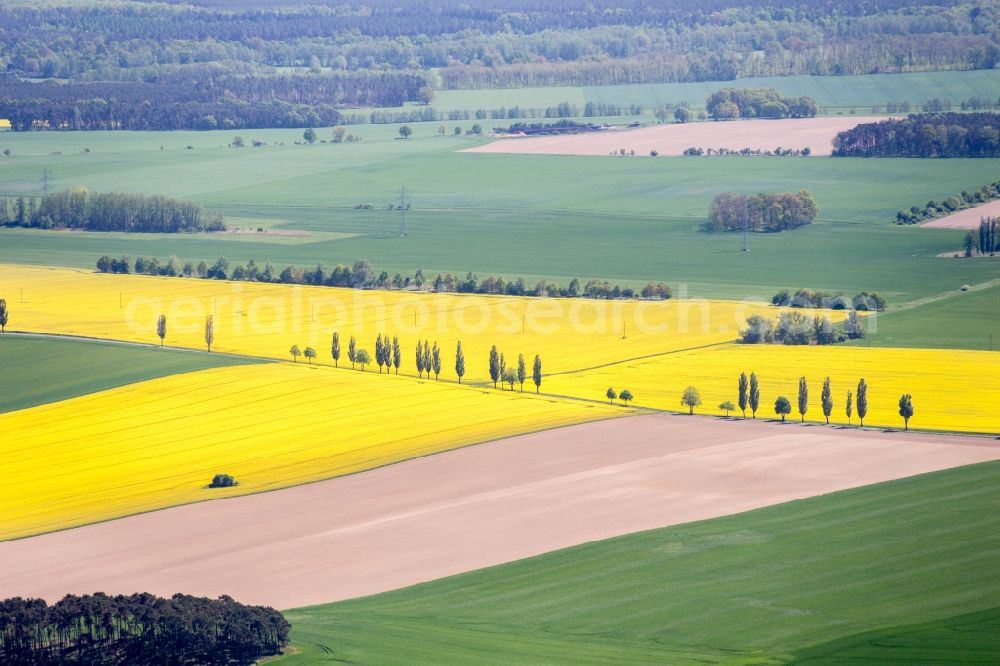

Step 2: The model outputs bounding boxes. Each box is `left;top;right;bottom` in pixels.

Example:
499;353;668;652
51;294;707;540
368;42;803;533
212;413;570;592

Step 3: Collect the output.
326;332;543;391
737;372;914;430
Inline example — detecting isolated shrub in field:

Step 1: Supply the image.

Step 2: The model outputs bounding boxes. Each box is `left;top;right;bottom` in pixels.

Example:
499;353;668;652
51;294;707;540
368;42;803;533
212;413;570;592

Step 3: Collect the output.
209;474;238;488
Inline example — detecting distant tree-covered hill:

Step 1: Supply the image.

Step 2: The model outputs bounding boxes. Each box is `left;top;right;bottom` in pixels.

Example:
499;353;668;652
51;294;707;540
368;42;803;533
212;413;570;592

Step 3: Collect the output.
0;0;996;129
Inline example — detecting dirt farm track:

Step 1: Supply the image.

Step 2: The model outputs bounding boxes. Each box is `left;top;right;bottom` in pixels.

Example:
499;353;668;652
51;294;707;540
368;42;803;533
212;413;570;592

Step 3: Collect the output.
462;116;887;157
2;414;997;610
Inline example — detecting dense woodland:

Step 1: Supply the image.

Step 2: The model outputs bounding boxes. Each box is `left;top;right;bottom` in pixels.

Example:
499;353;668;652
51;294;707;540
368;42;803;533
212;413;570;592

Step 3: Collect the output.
0;593;289;665
707;191;819;232
2;190;223;232
832;112;1000;157
0;0;998;129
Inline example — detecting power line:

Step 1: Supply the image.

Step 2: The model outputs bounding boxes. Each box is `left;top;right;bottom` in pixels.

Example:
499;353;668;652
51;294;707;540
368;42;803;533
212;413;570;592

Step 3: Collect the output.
399;183;408;237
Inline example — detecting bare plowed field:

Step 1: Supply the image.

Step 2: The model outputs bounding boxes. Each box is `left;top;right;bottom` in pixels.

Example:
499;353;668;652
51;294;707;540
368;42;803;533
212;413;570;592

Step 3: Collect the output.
462;116;885;157
923;199;1000;229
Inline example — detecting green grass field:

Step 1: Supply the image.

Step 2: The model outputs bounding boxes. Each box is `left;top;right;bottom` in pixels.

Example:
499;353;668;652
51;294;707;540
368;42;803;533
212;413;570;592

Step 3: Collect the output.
277;460;1000;664
0;335;258;413
1;130;997;302
432;69;1000;115
852;282;1000;351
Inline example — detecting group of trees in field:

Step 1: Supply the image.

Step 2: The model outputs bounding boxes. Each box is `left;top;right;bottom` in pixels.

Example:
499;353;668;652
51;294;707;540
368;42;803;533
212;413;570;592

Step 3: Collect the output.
288;345;317;364
771;289;886;312
832;113;1000;158
706;88;818;120
0;593;288;665
489;346;542;393
683;146;811;157
605;388;634;406
896;180;1000;224
413;339;439;379
706;191;818;233
94;255;670;301
2;190;223;233
965;217;999;257
740;310;866;345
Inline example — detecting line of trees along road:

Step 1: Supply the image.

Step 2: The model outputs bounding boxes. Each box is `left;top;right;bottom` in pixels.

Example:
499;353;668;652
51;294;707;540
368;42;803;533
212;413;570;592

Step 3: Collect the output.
0;592;288;666
94;255;671;301
260;328;543;393
732;372;910;429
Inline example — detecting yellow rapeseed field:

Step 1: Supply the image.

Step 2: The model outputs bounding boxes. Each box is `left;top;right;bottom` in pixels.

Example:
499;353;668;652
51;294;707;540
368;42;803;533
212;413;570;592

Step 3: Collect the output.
0;363;621;541
0;264;795;378
549;344;1000;433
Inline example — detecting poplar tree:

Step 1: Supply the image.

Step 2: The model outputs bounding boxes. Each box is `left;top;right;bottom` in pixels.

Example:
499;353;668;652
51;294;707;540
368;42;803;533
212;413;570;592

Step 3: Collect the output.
416;341;426;378
489;345;500;388
348;335;357;369
204;315;214;352
432;341;441;380
375;334;384;373
749;372;760;418
392;336;401;374
846;390;854;425
821;377;833;424
797;376;808;422
517;353;526;391
423;340;432;379
857;378;868;426
738;371;748;417
156;314;166;346
532;354;542;393
455;341;465;383
331;331;341;367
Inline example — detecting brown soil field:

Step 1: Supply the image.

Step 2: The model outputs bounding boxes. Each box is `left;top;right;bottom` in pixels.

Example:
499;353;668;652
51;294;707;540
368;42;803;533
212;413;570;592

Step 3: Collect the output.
922;199;1000;229
461;116;886;158
1;415;997;610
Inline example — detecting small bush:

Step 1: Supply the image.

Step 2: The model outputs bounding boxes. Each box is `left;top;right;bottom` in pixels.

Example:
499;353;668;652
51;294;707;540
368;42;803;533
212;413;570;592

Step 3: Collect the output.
209;473;239;488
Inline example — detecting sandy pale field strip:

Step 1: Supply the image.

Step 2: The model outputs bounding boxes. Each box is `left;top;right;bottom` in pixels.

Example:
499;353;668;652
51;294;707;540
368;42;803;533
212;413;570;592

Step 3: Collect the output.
1;415;997;610
461;116;885;157
922;199;1000;229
